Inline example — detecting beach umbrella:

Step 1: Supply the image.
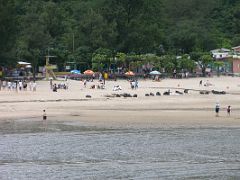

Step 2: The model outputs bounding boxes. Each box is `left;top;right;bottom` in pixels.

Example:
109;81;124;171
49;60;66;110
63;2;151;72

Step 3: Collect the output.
18;61;31;65
70;70;81;74
84;70;94;75
149;70;161;75
125;71;135;76
26;65;32;69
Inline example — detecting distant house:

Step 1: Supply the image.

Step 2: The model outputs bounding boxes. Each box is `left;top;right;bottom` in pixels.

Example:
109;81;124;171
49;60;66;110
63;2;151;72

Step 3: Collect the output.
232;46;240;54
210;48;232;73
211;48;231;60
208;47;240;75
231;55;240;74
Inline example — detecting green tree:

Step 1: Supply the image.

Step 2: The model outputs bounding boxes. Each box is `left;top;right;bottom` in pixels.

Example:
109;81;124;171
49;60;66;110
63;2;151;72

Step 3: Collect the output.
213;61;225;77
191;52;213;76
178;55;196;72
16;1;52;80
0;0;17;66
92;48;112;71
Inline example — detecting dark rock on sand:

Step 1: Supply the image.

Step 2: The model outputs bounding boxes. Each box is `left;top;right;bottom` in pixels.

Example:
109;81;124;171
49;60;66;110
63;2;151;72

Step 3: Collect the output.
199;91;209;95
145;94;150;96
133;94;138;97
156;92;161;96
122;93;132;97
86;95;92;98
163;91;170;95
150;93;155;96
175;91;183;95
184;89;189;93
212;90;226;95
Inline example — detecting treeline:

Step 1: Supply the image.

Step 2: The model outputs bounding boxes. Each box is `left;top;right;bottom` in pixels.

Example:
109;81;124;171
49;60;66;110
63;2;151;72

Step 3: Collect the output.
1;0;240;72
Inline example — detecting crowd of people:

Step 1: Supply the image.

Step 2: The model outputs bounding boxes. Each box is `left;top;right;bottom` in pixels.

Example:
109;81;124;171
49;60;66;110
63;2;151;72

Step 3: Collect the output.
0;80;37;92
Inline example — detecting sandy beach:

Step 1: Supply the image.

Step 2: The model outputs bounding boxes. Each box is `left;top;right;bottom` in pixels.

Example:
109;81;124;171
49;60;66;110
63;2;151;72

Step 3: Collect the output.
1;76;240;179
0;76;240;129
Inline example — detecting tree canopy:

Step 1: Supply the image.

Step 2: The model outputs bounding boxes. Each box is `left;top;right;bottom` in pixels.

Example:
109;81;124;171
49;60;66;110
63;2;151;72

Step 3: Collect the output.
0;0;238;70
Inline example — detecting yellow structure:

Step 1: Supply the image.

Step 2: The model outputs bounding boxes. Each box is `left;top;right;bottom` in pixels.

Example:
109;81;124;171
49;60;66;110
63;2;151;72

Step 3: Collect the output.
45;55;57;80
103;72;108;79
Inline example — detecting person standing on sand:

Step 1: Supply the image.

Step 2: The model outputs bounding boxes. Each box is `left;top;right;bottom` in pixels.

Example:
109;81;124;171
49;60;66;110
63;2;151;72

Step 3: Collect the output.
50;78;53;89
199;80;202;86
227;106;231;116
32;82;37;91
83;79;87;88
215;103;220;117
134;79;138;89
29;81;33;91
43;110;47;120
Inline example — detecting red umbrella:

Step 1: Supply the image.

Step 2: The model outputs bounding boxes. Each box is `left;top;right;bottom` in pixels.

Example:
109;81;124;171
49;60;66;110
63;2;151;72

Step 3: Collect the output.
84;70;94;75
125;71;135;76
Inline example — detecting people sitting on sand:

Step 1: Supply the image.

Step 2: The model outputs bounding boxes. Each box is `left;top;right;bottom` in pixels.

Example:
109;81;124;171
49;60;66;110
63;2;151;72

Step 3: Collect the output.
57;82;67;90
98;83;105;89
113;85;122;91
53;84;57;92
130;80;134;90
204;80;213;87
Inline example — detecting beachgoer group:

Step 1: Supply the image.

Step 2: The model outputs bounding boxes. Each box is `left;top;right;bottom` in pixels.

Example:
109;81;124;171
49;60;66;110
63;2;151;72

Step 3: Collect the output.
0;80;37;92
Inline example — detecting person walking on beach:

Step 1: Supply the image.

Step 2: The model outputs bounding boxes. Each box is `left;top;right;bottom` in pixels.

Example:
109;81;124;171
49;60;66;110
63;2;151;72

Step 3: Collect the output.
43;110;47;120
32;82;37;91
50;78;53;89
83;79;87;88
19;81;23;91
7;81;12;90
134;80;138;89
227;105;231;116
29;81;33;91
199;80;202;86
215;103;220;117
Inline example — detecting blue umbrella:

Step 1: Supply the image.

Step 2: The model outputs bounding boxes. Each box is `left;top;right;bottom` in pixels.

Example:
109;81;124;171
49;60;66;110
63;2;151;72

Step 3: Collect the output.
70;70;81;74
149;70;161;75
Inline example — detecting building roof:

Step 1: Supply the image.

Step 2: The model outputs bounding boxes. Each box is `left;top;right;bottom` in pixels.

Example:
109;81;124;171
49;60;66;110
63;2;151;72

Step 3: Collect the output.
211;48;231;53
232;46;240;50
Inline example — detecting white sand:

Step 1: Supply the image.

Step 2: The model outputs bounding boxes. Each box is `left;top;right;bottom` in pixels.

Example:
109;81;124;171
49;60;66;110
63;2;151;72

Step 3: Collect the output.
0;76;240;128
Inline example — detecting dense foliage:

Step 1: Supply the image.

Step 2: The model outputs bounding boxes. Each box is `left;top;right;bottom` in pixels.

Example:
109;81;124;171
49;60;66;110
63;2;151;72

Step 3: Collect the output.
1;0;240;73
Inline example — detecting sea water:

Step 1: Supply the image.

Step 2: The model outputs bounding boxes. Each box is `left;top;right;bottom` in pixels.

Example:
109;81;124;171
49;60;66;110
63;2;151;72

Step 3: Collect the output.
0;121;239;179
